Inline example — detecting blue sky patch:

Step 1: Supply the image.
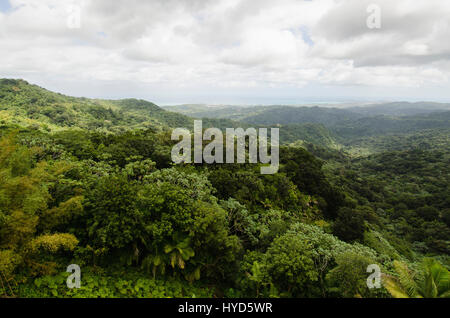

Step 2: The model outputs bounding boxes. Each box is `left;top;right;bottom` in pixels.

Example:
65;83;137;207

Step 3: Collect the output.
0;0;11;13
286;26;314;47
299;26;314;46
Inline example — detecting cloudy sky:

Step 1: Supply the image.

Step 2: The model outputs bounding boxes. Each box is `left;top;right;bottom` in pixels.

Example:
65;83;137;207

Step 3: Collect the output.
1;0;450;105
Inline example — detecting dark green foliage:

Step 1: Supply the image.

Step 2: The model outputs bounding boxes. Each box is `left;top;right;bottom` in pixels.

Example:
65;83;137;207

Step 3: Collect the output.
333;112;450;140
332;207;366;242
330;146;450;254
325;252;379;298
84;174;140;249
280;146;346;218
263;232;319;297
241;106;363;126
17;268;213;298
236;233;320;298
1;80;448;299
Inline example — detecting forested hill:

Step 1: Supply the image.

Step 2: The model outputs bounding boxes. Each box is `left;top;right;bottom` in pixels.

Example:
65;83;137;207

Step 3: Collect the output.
165;102;450;150
166;103;450;133
2;79;448;152
0;79;194;132
164;101;450;122
333;111;450;140
0;79;449;298
347;102;450;116
239;106;364;126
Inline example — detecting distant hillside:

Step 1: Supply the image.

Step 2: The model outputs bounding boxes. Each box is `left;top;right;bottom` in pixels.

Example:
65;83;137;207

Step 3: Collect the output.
240;106;363;126
280;123;341;149
0;79;193;132
165;105;365;125
3;79;449;152
166;102;450;126
333;112;450;140
163;104;264;121
348;102;450;116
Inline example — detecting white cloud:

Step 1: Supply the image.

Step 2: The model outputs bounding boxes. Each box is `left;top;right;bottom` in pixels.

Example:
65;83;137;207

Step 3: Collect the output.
0;0;450;102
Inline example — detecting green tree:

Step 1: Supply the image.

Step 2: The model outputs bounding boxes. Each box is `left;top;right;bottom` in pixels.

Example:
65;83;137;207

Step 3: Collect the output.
325;251;378;298
333;207;366;242
263;232;319;297
383;258;450;298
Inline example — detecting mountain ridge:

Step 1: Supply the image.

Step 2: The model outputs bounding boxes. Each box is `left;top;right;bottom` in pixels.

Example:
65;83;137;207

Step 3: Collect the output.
0;78;194;132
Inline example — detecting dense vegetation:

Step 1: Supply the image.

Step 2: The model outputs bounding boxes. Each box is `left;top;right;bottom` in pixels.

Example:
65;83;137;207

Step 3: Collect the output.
0;79;448;298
